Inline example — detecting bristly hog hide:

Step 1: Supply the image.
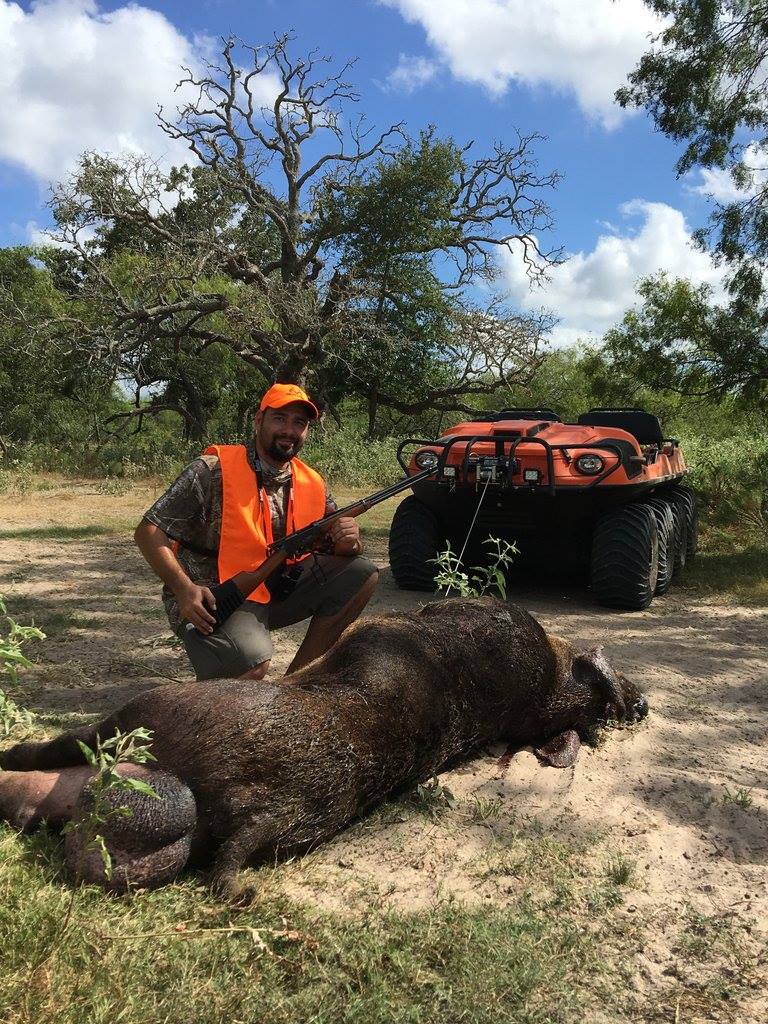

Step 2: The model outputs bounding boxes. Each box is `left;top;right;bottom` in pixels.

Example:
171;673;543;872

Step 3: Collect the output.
0;597;648;894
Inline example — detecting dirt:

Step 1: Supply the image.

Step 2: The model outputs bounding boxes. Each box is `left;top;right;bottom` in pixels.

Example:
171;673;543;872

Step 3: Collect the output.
1;479;766;1018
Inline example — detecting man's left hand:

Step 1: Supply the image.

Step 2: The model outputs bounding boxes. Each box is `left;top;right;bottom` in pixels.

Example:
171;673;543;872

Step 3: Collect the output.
327;517;362;556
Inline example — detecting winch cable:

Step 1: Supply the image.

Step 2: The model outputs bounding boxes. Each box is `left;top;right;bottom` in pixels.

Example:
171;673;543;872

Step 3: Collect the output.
457;476;491;567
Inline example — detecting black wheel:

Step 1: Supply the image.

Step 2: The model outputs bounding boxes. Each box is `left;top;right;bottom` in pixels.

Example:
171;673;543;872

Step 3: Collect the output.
669;484;698;561
388;496;444;591
591;504;659;610
645;498;675;595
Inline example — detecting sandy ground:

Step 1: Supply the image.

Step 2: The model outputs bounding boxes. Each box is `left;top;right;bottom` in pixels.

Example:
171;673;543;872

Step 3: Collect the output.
1;479;766;1018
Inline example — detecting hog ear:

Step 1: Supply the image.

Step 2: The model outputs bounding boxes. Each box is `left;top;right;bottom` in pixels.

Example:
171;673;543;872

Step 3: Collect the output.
577;646;626;720
535;729;581;768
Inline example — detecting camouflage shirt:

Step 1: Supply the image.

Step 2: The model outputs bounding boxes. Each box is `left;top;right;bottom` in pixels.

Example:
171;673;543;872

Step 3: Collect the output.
143;440;336;632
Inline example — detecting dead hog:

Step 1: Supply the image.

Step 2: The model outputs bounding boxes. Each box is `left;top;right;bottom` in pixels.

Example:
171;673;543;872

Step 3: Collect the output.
0;597;648;894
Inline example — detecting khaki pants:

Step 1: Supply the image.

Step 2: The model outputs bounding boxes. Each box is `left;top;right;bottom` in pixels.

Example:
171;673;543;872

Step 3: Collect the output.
179;554;378;680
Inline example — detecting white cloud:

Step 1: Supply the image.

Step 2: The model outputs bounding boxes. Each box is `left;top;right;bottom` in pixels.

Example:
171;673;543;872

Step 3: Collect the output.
383;54;438;94
688;142;768;203
0;1;277;186
379;0;662;127
503;200;727;345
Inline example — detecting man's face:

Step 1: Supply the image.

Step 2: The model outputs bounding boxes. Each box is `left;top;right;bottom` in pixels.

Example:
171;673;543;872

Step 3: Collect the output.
255;403;312;463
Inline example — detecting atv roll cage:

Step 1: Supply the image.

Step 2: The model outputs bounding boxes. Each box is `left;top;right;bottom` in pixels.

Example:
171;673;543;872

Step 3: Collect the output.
396;433;641;494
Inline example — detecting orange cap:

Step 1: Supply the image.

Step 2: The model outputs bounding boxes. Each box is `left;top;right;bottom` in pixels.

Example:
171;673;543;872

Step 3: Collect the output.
259;382;319;420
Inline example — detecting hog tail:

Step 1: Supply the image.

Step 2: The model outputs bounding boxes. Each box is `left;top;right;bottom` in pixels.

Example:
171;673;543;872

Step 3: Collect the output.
65;769;197;892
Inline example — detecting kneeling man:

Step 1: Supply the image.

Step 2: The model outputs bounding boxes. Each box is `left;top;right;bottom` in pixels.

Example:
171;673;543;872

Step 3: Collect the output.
134;383;379;680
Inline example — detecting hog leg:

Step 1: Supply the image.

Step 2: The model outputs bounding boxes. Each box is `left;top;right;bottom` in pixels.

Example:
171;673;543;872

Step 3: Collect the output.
209;814;283;900
0;717;118;772
534;729;581;768
64;767;197;892
0;766;95;830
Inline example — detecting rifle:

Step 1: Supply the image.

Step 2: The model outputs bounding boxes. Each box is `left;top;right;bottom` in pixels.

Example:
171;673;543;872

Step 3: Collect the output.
205;467;435;627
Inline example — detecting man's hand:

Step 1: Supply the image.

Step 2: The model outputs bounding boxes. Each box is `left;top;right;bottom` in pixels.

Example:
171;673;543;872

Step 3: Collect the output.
176;582;218;634
327;516;362;556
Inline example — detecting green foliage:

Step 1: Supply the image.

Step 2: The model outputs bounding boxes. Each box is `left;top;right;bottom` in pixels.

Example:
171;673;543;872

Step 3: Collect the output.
617;2;768;401
683;432;768;526
0;596;44;737
604;273;768;406
302;424;400;488
468;797;505;823
63;728;158;880
0;597;44;685
28;36;558;432
412;775;458;817
0;692;34;739
604;854;636;887
432;537;518;599
721;785;754;809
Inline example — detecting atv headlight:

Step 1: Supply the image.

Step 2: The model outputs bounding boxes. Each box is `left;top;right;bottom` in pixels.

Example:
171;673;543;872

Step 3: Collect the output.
575;453;604;475
415;450;439;470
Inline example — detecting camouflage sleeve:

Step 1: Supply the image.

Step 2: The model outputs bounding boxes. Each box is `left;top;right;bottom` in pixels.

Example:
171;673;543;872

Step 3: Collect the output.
142;458;216;551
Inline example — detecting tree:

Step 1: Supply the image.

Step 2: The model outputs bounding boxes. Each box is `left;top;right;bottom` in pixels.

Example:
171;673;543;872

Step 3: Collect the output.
0;248;116;449
37;35;560;425
614;1;768;401
617;1;768;275
604;273;768;405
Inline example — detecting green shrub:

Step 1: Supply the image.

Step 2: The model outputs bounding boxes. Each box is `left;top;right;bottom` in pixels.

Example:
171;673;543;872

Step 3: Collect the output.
303;425;400;488
681;433;768;530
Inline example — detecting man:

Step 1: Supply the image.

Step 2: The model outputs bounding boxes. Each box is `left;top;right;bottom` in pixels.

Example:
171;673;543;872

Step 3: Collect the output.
134;383;379;680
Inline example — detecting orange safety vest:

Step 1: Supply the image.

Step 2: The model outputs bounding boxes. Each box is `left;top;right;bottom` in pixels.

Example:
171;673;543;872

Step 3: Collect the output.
205;444;327;604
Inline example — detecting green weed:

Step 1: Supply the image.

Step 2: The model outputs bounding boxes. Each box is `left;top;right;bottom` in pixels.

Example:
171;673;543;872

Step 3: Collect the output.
432;536;518;599
468;796;505;823
411;776;458;818
0;596;44;736
721;785;754;810
604;854;636;887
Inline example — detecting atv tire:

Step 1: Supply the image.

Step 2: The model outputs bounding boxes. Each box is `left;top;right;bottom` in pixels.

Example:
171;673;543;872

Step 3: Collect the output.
669;484;698;561
591;503;659;610
645;498;675;596
389;496;443;591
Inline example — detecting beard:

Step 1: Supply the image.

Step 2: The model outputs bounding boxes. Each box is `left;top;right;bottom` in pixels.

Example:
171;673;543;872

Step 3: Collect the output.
266;434;304;462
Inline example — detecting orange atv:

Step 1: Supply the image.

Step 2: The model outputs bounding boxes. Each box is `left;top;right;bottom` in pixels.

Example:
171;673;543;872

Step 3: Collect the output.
389;408;698;610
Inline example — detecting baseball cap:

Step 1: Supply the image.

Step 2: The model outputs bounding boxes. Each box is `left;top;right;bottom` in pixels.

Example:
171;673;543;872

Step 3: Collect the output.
259;382;319;420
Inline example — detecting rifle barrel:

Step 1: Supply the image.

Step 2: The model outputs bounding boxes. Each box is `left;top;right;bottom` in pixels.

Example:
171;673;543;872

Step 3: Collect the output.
271;467;434;553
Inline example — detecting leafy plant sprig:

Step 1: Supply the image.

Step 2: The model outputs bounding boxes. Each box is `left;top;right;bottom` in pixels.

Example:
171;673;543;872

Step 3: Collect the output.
431;536;518;599
0;596;45;684
64;727;159;880
0;595;45;737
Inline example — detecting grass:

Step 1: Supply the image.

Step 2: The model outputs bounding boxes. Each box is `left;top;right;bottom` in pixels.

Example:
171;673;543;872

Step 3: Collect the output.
682;537;768;605
721;785;755;810
604;854;636;887
0;828;617;1024
0;525;111;542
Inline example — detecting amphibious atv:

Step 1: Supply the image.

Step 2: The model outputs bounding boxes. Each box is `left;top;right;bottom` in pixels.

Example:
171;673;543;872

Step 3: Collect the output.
388;408;698;610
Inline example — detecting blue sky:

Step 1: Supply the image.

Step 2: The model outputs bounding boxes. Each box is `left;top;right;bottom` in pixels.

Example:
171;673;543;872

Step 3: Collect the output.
0;0;735;345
